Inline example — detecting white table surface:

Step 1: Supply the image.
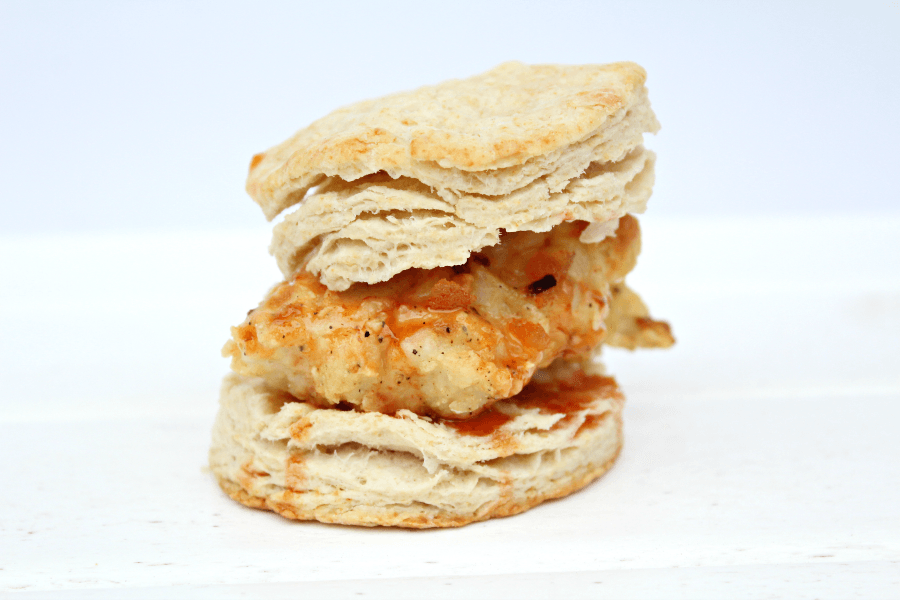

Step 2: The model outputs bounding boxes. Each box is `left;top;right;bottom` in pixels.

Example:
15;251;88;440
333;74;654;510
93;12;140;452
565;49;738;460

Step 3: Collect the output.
2;215;899;599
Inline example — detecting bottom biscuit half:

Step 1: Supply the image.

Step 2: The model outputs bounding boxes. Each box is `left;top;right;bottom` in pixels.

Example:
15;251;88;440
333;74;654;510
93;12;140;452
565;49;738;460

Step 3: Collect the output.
209;370;624;528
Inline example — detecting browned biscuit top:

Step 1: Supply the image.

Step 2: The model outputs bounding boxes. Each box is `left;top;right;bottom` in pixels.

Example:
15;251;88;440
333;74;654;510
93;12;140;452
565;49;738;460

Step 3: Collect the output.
247;61;652;220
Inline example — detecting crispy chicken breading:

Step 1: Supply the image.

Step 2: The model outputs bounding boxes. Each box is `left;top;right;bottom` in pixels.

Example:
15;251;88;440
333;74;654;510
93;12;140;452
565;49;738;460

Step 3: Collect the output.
224;216;669;418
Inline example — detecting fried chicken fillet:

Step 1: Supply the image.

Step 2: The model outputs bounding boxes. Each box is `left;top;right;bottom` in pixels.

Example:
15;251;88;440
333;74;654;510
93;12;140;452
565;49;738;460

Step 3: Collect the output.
224;215;672;418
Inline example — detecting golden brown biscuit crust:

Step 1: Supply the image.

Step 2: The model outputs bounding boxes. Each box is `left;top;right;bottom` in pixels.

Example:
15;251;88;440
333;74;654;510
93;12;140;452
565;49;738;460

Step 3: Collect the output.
217;448;621;529
247;62;654;220
209;368;624;528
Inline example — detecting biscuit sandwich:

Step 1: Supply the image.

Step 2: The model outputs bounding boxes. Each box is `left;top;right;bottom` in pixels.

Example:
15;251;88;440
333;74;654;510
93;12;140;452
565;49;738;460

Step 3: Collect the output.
209;62;673;528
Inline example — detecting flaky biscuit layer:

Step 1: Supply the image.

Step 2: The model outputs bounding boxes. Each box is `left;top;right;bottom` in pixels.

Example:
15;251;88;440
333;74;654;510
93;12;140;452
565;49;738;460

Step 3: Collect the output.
210;366;623;528
247;62;657;222
273;147;654;290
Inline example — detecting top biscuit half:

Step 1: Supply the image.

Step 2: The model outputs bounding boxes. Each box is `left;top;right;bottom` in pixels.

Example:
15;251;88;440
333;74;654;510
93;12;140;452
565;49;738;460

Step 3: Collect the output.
247;61;660;290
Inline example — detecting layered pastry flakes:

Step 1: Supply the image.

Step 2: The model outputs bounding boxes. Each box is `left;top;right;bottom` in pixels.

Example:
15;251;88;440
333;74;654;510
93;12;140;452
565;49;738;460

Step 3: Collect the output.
210;62;673;527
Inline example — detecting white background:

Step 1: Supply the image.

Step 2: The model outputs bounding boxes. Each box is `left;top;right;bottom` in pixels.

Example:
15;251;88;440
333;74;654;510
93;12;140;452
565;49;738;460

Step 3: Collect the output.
1;0;898;235
2;1;899;598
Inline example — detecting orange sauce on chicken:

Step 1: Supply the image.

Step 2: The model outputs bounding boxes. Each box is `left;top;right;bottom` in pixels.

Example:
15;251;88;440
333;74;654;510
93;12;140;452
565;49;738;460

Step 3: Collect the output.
226;219;634;418
442;409;515;437
440;371;619;437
